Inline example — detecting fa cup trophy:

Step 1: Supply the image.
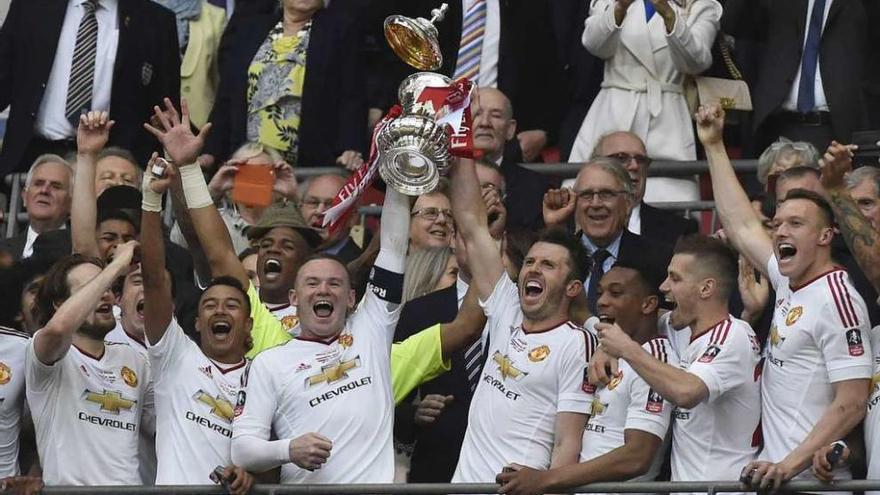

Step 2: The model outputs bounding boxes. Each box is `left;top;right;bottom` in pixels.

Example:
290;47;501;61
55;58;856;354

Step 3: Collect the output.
380;4;474;196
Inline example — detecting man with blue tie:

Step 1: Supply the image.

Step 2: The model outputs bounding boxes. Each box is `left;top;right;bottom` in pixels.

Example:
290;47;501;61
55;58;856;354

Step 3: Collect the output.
722;0;873;153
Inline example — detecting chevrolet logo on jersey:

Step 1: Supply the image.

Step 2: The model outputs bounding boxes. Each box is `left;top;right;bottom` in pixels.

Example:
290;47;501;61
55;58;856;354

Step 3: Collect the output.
194;390;235;423
872;374;880;391
769;325;785;347
493;352;527;381
590;398;607;416
308;357;361;387
83;389;136;414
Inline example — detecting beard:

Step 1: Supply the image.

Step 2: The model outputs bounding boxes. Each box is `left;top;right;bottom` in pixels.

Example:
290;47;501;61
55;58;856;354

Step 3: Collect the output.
79;318;116;340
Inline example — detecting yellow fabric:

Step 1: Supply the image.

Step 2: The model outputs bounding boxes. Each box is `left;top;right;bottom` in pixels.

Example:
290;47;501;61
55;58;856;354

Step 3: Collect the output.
245;284;450;404
180;3;226;128
246;21;308;164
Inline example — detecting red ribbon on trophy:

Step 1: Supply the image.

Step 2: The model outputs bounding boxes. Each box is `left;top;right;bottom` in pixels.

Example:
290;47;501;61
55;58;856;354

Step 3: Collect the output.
417;78;482;159
319;105;403;235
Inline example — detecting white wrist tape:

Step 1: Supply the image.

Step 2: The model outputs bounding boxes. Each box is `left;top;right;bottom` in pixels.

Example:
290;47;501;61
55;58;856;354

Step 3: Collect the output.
179;163;213;209
141;174;163;213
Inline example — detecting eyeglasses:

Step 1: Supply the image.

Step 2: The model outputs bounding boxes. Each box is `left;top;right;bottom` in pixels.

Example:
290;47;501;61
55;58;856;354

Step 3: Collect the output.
300;197;335;210
411;207;454;223
574;189;628;202
605;153;652;167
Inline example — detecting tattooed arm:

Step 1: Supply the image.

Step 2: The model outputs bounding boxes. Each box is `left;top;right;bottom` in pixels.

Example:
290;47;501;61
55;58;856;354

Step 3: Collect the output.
820;142;880;294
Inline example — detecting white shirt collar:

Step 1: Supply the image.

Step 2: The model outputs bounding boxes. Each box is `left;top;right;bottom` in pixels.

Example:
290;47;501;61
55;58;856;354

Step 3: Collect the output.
580;231;623;259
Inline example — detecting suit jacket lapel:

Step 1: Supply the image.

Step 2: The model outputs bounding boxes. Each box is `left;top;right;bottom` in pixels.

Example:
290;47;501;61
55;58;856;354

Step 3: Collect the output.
35;0;69;85
824;0;845;31
621;0;658;78
113;0;133;83
793;0;808;39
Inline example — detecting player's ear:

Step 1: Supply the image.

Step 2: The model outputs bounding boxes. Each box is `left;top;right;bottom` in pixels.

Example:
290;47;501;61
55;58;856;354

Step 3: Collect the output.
347;288;356;310
819;226;834;246
642;294;659;314
700;278;716;299
289;288;298;309
565;279;583;298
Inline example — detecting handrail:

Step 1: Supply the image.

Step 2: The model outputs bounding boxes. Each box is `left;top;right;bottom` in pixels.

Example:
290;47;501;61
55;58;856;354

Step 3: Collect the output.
37;479;880;494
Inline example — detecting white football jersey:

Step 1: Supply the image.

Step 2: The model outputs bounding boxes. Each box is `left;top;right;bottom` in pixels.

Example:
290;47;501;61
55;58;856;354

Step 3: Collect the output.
25;337;152;485
106;322;148;358
0;327;29;477
453;275;595;483
265;303;299;336
865;325;880;495
580;321;675;488
148;318;247;485
232;287;399;483
663;313;761;493
762;257;872;484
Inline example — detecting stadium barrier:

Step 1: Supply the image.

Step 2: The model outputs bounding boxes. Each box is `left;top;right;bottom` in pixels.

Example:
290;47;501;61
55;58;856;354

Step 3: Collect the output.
35;479;880;495
0;160;758;239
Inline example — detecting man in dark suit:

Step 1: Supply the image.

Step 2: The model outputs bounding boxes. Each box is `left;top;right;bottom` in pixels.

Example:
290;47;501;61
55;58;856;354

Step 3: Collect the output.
544;157;672;313
0;0;180;175
592;131;699;246
721;0;872;153
385;0;564;161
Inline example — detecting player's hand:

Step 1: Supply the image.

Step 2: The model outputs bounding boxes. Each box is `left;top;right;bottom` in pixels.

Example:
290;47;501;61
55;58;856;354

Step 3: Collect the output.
695;104;725;147
289;432;333;471
336;150;364;171
483;187;507;240
0;476;43;495
77;111;114;155
812;443;850;482
496;464;550;495
543;188;576;227
738;255;769;324
517;130;547;163
208;163;240;202
741;460;796;492
108;240;141;271
596;322;638;359
145;153;178;195
819;141;857;192
414;394;454;426
143;97;212;166
222;465;254;495
588;346;619;386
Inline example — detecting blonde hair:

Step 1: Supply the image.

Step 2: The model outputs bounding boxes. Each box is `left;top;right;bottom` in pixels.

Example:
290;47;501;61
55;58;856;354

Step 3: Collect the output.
230;142;285;164
402;246;454;303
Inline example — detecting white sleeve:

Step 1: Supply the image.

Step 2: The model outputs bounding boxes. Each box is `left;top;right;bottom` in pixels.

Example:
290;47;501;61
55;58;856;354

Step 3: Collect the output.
582;0;623;59
766;255;783;291
140;361;156;437
231;355;289;472
818;296;873;383
687;323;755;403
664;0;721;75
624;344;673;440
557;329;594;414
374;188;409;274
146;318;190;381
478;275;521;345
24;336;60;394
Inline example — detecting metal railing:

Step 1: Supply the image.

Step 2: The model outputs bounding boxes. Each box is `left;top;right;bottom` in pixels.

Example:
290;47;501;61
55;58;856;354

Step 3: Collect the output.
35;479;880;495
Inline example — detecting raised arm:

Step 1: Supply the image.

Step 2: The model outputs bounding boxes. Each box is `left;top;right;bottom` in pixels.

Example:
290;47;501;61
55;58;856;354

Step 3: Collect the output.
140;158;175;345
582;0;630;60
664;0;721;75
439;285;487;358
819;142;880;294
33;241;138;364
71;112;114;258
450;157;506;301
696;104;773;275
144;98;248;288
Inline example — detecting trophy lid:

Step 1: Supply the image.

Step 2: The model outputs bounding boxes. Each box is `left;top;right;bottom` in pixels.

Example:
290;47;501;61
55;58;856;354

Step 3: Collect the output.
384;4;448;71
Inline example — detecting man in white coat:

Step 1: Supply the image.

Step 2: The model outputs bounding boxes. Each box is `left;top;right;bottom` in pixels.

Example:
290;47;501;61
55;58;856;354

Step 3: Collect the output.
569;0;721;202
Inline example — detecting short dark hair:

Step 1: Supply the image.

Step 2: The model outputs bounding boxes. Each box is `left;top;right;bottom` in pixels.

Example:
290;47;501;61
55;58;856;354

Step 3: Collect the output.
673;234;738;299
504;227;539;276
780;188;835;227
297;253;351;285
201;276;251;314
36;254;105;327
97;208;137;231
534;228;590;282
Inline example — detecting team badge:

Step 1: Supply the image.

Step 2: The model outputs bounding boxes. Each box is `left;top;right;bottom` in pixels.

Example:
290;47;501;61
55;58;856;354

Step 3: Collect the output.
847;329;865;357
339;334;354;349
645;389;664;413
493;352;527;381
698;344;721;363
785;306;803;326
83;389;137;414
607;370;623;390
528;345;550;362
120;366;138;387
590;398;606;416
141;62;154;86
582;368;595;394
0;362;10;385
194;390;235;423
281;315;300;331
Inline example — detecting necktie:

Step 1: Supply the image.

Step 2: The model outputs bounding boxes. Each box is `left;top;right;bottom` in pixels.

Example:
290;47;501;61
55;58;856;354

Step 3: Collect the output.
463;339;484;393
66;0;100;128
644;0;656;21
586;249;611;315
453;0;487;81
796;0;827;114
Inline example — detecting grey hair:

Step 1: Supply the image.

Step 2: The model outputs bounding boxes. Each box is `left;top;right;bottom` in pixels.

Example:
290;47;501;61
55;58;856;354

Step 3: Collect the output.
97;146;144;185
589;131;644;159
298;171;348;200
25;154;74;189
846;166;880;197
757;138;820;185
576;156;635;196
230;142;285;165
402;246;454;304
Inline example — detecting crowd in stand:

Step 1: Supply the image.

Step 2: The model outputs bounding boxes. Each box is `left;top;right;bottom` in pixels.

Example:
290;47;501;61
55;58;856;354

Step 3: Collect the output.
0;0;880;494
